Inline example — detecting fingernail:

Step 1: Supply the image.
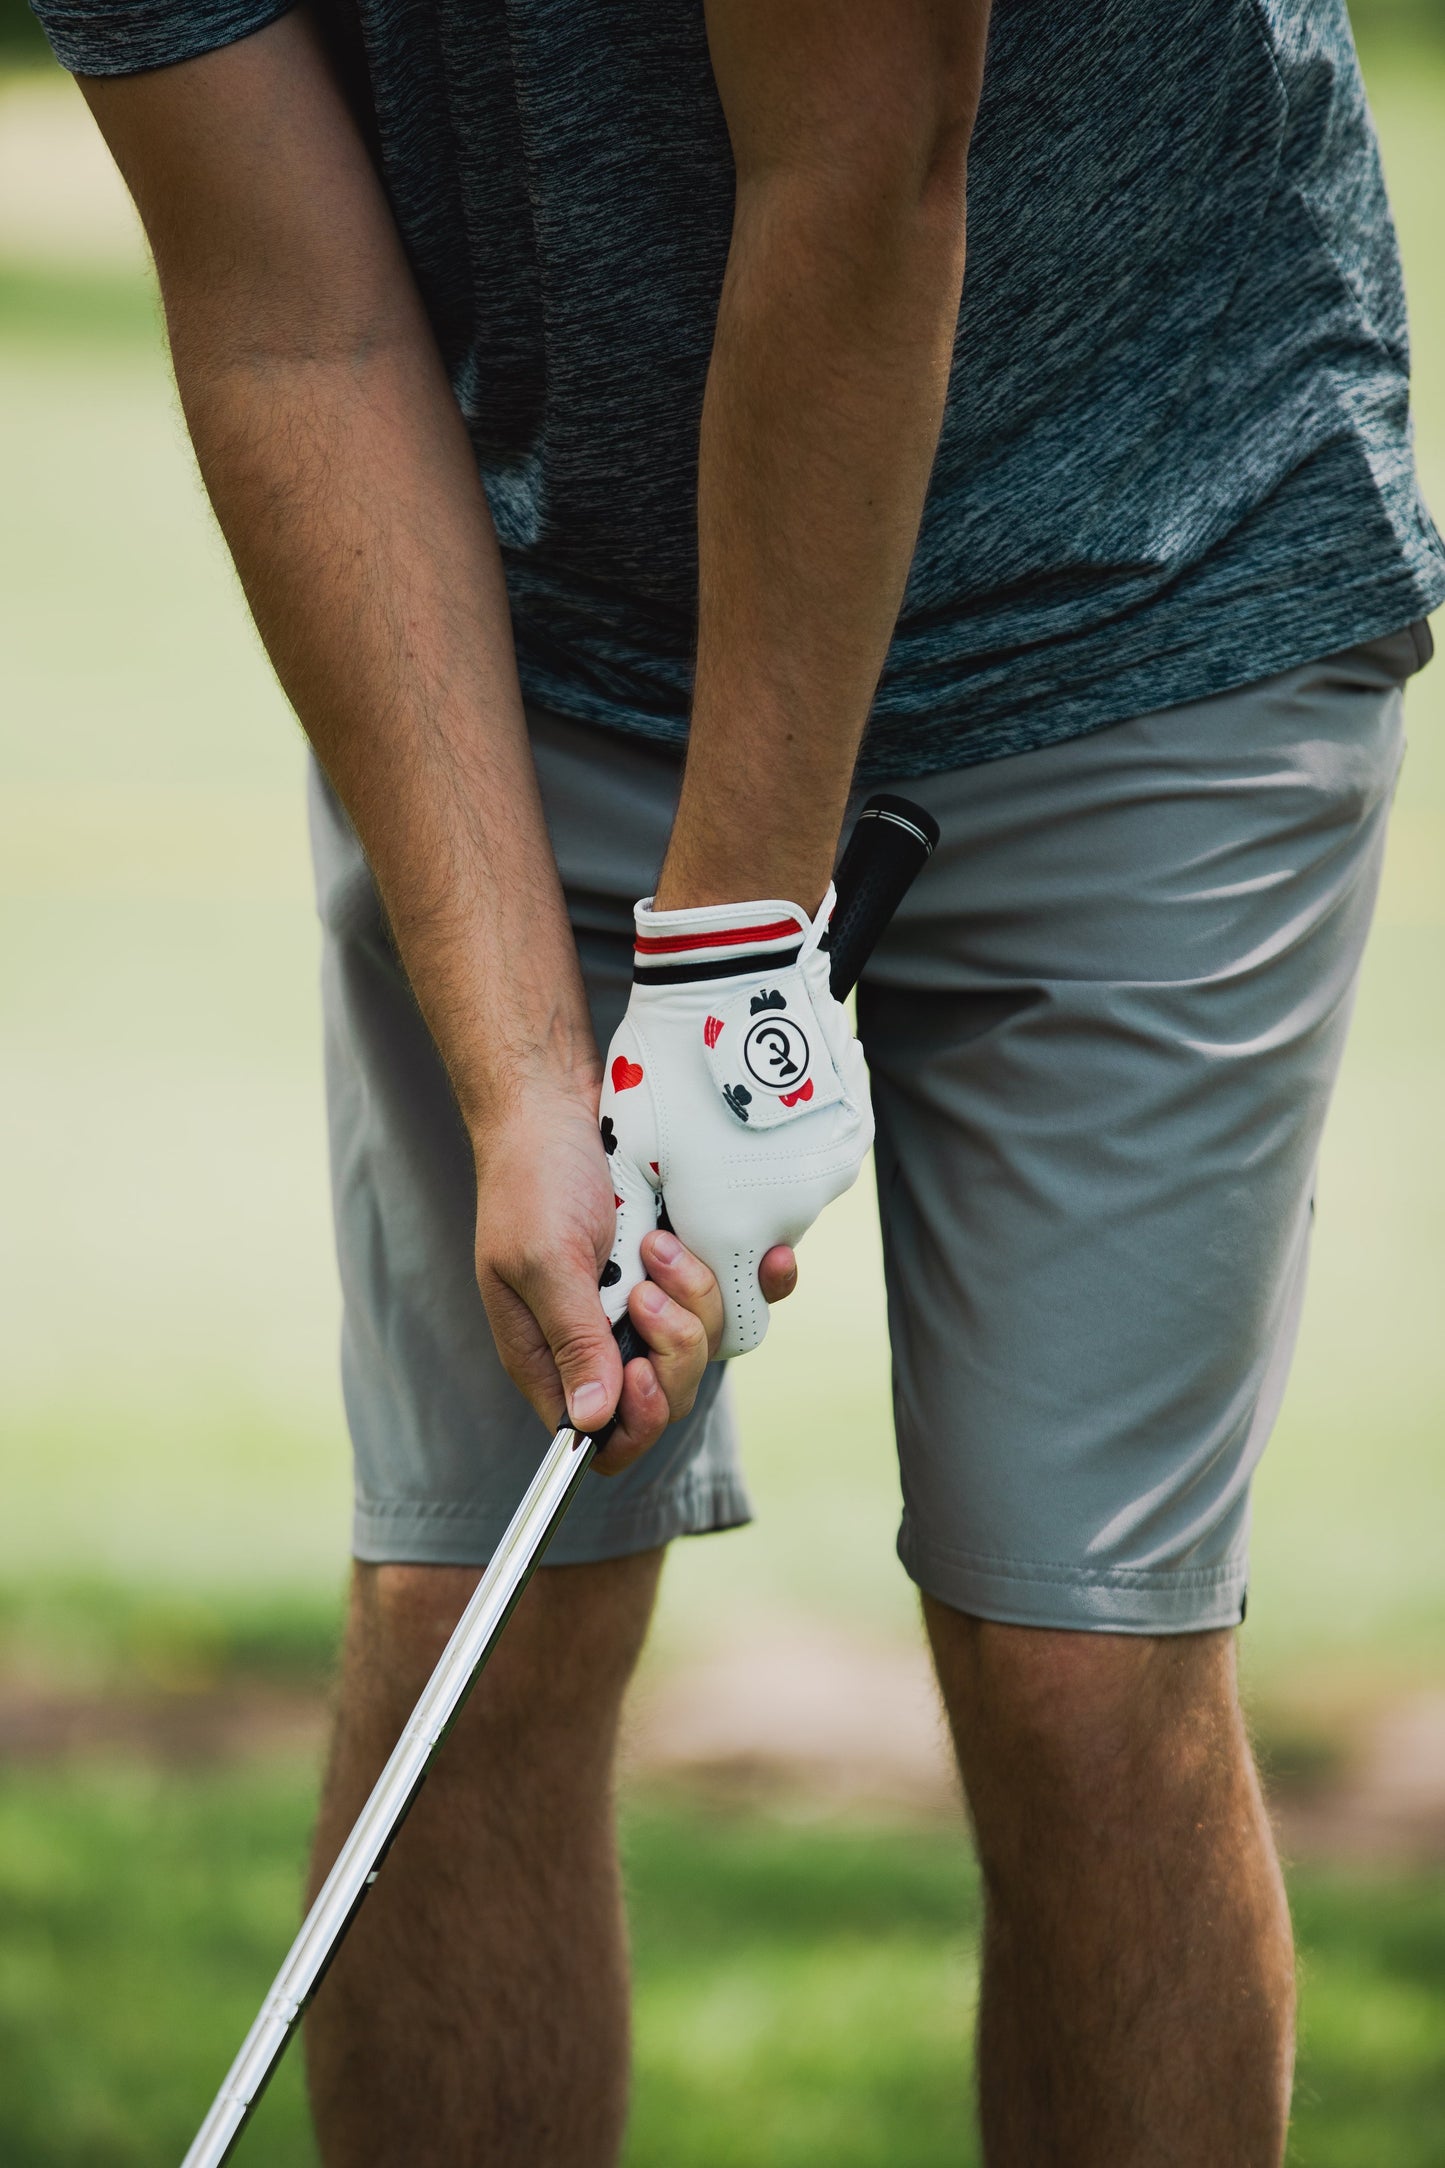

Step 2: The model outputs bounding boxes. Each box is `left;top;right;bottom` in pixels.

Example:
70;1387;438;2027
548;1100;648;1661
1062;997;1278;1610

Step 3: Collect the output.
639;1280;667;1315
649;1230;681;1266
570;1381;609;1423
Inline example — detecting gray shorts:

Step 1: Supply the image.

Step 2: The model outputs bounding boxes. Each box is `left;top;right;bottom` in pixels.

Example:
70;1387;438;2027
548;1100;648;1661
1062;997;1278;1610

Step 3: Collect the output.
309;625;1427;1633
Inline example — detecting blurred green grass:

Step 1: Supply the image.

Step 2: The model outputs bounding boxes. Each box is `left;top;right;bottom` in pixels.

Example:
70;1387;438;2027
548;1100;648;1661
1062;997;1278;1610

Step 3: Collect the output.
1;1769;1441;2168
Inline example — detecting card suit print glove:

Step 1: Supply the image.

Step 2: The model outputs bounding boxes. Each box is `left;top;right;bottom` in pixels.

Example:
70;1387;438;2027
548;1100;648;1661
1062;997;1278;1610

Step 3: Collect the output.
597;885;873;1358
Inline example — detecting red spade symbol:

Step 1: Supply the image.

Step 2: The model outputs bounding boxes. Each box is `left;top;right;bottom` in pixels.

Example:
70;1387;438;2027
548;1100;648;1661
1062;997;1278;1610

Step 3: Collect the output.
611;1057;644;1092
704;1015;724;1049
779;1078;814;1108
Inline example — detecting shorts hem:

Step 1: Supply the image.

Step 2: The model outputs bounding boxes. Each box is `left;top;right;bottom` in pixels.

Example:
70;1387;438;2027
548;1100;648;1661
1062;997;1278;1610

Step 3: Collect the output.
352;1471;754;1569
897;1523;1248;1635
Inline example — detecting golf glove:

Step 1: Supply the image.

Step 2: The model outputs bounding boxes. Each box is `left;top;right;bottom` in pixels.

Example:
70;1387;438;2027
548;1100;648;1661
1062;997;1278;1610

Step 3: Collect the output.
597;885;873;1359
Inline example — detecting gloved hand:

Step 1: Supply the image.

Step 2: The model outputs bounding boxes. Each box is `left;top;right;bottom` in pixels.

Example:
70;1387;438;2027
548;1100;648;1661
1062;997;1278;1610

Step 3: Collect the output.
597;885;873;1358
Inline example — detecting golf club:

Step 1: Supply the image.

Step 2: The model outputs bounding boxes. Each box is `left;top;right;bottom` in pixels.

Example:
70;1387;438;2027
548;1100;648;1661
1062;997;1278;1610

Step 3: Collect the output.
179;790;939;2168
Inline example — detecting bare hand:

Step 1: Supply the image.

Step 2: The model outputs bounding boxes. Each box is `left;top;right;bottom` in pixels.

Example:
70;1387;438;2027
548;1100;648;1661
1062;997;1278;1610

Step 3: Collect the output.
473;1081;795;1474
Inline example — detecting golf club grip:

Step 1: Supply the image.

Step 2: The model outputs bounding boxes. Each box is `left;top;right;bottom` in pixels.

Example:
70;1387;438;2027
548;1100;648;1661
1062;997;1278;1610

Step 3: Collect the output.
826;793;939;1000
592;794;937;1442
612;1315;649;1371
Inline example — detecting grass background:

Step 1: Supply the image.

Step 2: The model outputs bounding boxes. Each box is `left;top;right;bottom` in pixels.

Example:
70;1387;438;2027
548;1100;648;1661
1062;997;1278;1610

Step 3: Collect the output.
1;19;1443;2165
4;1771;1445;2168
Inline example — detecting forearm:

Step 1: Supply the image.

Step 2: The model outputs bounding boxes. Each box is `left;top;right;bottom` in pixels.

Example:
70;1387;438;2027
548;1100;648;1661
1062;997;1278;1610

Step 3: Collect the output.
178;330;596;1129
79;20;593;1137
657;1;985;914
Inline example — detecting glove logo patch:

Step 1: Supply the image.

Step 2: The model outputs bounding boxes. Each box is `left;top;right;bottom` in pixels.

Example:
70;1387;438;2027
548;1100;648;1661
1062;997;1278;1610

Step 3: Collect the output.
611;1056;644;1092
702;970;846;1130
742;1014;810;1090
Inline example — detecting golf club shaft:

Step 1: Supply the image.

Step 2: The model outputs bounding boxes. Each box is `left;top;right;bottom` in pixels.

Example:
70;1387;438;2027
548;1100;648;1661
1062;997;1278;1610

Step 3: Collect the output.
179;1417;598;2168
180;791;936;2167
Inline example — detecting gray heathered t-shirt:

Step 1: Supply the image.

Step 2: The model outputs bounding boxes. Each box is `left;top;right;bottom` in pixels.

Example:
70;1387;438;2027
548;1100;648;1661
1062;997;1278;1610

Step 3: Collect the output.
35;0;1445;780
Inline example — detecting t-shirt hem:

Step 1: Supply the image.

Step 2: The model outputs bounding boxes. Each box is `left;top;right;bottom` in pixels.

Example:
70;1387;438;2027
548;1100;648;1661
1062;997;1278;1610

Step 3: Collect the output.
518;567;1444;786
861;567;1445;782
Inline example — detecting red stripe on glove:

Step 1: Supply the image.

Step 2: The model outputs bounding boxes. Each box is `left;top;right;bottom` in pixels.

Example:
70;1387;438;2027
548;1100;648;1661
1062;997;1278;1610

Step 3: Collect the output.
634;916;802;956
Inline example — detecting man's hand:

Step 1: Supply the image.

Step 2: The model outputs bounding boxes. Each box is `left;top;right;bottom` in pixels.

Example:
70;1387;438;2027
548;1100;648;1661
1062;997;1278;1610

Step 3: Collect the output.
474;1080;795;1471
598;887;870;1360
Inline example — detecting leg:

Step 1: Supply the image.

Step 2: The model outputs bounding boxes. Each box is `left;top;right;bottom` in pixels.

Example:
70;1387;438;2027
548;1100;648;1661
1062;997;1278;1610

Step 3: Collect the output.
855;653;1409;2156
927;1601;1294;2167
305;1549;663;2168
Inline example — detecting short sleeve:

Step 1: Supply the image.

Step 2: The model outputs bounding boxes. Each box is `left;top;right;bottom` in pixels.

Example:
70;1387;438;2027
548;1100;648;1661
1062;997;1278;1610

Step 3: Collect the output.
29;0;298;77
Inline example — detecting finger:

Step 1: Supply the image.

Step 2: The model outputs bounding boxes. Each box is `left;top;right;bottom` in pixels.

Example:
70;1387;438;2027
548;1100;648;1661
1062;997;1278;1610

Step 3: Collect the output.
758;1245;798;1304
639;1228;725;1356
627;1276;710;1417
594;1266;715;1474
592;1354;672;1476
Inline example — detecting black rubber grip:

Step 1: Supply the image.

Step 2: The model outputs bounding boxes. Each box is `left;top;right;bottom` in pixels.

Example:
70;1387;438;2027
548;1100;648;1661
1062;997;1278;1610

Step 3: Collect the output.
825;794;939;1000
588;792;938;1446
611;1316;649;1372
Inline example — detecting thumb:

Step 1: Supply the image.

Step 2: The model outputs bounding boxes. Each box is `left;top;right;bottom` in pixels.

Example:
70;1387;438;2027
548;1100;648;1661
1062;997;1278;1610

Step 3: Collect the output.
530;1256;627;1435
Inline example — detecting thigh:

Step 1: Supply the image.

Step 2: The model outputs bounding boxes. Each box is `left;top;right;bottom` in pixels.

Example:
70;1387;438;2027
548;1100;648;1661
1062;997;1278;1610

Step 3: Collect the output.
861;632;1415;1633
307;710;749;1570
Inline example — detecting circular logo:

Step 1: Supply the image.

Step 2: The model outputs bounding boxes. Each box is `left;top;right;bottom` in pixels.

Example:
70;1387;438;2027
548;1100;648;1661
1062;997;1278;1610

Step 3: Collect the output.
742;1014;811;1091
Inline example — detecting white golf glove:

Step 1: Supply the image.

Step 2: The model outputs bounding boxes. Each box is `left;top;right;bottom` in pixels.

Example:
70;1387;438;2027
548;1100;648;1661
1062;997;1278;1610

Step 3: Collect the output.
597;886;873;1358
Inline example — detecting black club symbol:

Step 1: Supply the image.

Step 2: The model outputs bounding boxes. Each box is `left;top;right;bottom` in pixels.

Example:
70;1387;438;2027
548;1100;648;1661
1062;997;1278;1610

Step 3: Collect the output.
723;1083;752;1123
599;1116;617;1155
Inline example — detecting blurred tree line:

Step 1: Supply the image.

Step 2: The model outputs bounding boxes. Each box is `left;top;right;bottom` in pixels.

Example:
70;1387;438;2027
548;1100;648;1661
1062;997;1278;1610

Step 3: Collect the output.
5;0;1445;65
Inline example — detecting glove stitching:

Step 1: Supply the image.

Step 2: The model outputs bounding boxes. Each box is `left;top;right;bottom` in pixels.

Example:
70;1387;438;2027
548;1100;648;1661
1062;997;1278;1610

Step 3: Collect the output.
627;1018;668;1189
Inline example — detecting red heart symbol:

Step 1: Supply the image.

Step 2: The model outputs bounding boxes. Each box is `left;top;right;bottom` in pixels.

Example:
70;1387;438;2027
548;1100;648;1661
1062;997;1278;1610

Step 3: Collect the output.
704;1015;724;1049
780;1078;814;1108
611;1057;644;1092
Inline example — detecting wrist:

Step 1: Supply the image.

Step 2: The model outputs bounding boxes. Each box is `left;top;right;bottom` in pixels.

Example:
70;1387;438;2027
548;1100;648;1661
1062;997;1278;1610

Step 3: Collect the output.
459;1018;602;1148
653;833;833;918
655;751;842;917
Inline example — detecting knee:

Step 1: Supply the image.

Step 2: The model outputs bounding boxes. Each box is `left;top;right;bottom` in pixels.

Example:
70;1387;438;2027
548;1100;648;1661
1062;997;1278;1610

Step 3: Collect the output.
352;1554;661;1738
925;1600;1243;1866
362;1561;480;1674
